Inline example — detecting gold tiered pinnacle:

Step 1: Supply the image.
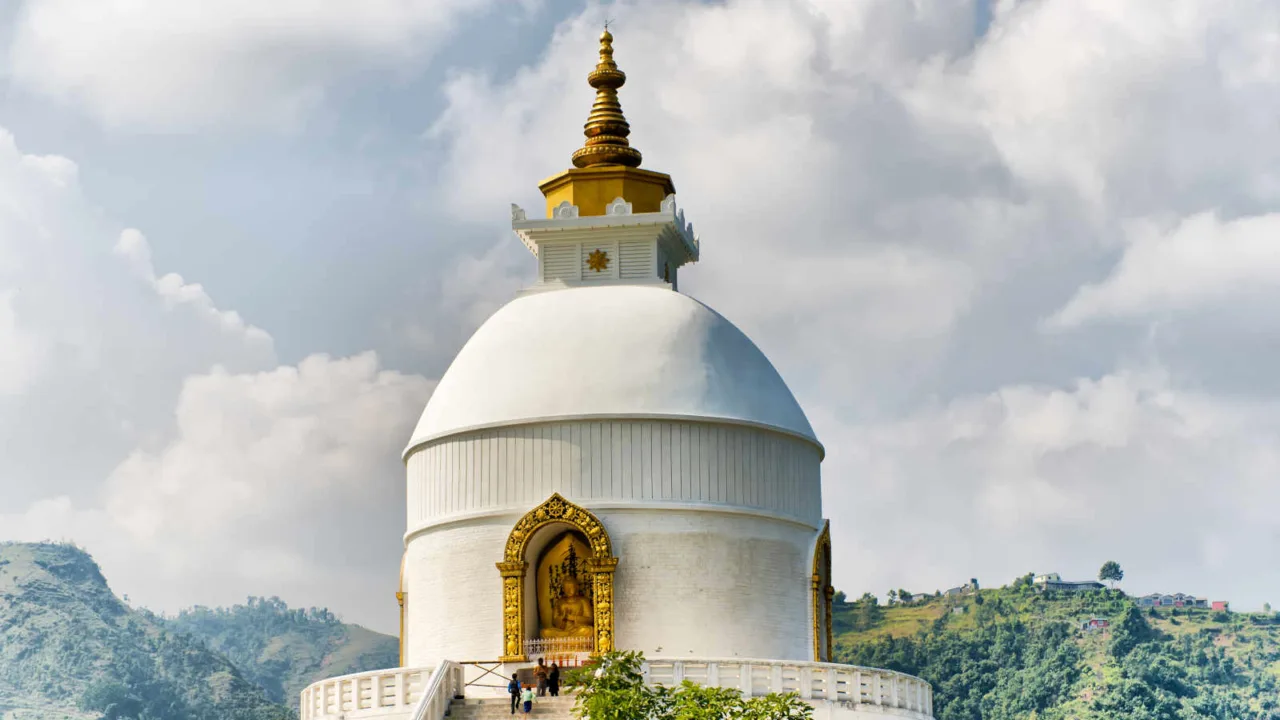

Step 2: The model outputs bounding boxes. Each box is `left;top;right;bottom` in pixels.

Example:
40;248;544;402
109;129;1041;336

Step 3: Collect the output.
571;30;642;168
537;28;674;218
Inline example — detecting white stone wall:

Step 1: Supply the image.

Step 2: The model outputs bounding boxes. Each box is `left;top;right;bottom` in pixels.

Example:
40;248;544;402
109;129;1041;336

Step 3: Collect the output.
608;508;814;660
403;506;816;666
402;514;513;666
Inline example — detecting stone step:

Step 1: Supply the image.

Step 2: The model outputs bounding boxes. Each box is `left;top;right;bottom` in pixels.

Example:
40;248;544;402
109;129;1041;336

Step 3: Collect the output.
448;695;577;720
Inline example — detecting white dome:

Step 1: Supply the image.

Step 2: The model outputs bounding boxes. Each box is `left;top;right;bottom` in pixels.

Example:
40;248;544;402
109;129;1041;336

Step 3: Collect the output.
405;285;819;454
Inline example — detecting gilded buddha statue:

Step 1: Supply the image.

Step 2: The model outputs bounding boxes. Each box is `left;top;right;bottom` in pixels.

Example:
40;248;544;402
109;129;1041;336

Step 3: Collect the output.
542;576;594;638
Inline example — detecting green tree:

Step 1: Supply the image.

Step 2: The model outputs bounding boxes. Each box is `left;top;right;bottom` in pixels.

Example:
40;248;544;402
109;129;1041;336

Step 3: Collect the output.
573;652;812;720
1099;561;1124;588
80;680;143;720
573;651;666;720
1110;607;1155;659
854;592;882;631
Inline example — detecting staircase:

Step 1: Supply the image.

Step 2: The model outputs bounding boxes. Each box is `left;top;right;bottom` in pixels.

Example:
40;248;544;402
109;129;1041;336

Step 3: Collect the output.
448;694;577;720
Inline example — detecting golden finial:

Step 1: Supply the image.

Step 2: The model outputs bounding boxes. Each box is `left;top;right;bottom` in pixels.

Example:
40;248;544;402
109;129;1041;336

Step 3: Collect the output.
571;26;643;168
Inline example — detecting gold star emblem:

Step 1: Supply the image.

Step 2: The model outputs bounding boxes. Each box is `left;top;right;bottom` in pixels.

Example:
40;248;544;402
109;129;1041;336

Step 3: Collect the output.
587;249;610;272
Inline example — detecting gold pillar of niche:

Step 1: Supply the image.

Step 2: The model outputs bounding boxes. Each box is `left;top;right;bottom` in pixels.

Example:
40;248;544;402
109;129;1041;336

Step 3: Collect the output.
497;493;618;662
811;521;834;662
397;552;408;666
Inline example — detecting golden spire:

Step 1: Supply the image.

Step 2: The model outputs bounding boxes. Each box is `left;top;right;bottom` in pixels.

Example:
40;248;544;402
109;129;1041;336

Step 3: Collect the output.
571;29;643;168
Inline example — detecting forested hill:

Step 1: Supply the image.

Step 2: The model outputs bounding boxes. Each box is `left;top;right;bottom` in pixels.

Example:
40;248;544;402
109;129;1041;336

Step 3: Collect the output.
0;542;292;720
834;576;1280;720
167;597;398;705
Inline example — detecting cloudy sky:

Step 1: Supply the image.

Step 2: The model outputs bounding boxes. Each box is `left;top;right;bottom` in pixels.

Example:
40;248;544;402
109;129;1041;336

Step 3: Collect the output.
3;0;1279;635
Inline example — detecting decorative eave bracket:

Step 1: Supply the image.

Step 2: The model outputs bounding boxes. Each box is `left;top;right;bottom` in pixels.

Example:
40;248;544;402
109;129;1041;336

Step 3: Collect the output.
510;194;699;262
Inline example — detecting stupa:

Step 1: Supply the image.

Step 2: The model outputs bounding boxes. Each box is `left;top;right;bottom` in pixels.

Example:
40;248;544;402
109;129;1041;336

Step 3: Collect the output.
300;30;934;720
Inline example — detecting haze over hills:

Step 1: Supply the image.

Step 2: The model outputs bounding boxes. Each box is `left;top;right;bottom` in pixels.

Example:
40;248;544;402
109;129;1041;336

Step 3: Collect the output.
0;542;396;720
167;597;398;706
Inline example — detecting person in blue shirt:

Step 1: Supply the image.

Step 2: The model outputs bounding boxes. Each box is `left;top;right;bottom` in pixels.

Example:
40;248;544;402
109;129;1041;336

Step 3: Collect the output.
507;674;520;715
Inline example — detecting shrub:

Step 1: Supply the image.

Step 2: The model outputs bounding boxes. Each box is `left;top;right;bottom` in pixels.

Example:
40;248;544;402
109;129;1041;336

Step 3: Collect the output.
572;651;813;720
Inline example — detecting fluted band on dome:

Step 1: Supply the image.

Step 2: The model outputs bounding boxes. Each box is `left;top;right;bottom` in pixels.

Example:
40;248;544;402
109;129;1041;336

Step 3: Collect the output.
572;29;642;168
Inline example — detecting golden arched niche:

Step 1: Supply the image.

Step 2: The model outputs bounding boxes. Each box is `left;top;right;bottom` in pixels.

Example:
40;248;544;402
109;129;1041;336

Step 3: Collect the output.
811;520;834;662
497;493;618;662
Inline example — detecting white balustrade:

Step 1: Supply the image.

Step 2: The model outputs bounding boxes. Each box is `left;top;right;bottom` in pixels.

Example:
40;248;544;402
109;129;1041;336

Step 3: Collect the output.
523;637;593;668
642;658;933;719
298;666;433;720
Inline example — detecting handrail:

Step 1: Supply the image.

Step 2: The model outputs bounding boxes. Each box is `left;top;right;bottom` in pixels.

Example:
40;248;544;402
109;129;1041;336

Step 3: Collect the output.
410;660;463;720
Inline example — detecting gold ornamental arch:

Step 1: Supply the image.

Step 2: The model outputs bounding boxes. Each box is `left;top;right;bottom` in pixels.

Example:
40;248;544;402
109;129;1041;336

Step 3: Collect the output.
811;520;834;662
497;493;618;662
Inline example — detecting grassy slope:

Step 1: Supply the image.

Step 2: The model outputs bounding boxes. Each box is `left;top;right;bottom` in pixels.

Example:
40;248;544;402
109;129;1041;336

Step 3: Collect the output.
0;542;292;720
835;584;1280;720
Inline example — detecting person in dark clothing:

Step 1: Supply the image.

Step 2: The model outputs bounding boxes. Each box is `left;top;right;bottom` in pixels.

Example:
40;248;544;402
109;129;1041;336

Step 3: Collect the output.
549;663;561;697
508;673;521;715
534;658;549;697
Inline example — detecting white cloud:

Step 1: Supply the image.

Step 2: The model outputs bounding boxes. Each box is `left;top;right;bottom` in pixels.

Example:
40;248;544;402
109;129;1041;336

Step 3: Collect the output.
1048;212;1280;328
0;128;275;427
0;125;433;630
7;0;499;129
97;352;432;623
823;370;1280;605
0;288;44;395
114;228;271;340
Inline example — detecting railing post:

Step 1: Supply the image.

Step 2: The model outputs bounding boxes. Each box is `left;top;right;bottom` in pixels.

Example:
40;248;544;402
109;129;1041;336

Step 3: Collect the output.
891;674;899;708
873;672;882;706
396;669;406;707
708;661;720;688
771;663;783;697
852;670;861;704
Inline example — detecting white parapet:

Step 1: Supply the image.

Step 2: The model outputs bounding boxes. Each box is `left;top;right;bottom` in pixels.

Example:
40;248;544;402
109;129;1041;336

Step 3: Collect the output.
643;658;934;720
299;666;432;720
301;658;931;720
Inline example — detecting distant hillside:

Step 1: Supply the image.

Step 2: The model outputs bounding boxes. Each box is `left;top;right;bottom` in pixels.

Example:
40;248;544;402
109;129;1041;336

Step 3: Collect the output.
167;597;398;705
834;576;1280;720
0;542;292;720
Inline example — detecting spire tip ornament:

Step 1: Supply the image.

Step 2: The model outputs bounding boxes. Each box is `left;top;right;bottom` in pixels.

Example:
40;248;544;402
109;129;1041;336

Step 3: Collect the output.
571;27;643;169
